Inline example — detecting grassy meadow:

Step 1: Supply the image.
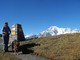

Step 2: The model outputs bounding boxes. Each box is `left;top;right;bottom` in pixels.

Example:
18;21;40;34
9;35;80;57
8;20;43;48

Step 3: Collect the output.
21;33;80;60
0;33;80;60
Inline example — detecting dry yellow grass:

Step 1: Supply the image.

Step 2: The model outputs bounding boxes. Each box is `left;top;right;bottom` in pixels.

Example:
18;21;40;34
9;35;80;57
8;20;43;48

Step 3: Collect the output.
23;33;80;60
0;50;20;60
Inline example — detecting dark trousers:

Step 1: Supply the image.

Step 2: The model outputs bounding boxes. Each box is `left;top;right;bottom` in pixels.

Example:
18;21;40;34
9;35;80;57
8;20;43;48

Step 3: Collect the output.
2;35;9;51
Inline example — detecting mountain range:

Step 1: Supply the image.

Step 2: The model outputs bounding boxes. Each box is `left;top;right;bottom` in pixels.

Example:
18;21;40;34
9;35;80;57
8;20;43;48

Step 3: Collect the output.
25;26;80;39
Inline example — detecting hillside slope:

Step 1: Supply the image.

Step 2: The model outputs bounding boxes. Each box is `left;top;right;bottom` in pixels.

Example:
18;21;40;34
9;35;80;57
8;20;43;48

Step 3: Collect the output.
23;33;80;60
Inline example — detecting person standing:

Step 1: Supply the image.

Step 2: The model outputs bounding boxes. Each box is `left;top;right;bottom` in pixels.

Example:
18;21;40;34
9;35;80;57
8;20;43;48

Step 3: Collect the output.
2;22;11;52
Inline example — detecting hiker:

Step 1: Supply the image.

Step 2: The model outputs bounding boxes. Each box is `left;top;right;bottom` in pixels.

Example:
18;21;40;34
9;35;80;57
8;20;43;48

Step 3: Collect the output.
2;22;11;52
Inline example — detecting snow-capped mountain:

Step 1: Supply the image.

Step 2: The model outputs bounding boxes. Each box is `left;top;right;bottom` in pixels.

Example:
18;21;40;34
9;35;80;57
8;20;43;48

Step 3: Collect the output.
25;26;80;39
25;34;38;40
38;26;80;37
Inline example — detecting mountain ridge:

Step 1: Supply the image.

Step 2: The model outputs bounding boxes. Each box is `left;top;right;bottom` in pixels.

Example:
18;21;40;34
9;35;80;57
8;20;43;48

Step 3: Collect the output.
25;26;80;39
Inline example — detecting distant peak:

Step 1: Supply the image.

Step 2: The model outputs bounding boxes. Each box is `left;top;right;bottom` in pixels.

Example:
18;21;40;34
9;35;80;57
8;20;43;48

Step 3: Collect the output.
25;26;80;39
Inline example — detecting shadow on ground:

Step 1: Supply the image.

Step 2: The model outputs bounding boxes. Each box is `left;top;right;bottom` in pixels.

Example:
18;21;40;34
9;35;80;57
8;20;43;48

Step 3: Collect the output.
19;43;40;54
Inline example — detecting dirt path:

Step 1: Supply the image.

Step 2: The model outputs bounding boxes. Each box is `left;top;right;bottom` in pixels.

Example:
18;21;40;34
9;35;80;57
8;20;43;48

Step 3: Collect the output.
16;54;48;60
10;53;49;60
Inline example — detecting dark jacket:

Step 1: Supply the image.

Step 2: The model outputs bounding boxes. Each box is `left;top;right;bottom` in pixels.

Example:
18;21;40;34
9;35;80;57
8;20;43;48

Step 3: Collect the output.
2;26;11;35
2;26;11;44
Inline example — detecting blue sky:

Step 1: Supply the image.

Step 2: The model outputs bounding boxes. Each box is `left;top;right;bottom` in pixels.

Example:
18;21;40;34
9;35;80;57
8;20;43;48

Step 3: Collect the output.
0;0;80;35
